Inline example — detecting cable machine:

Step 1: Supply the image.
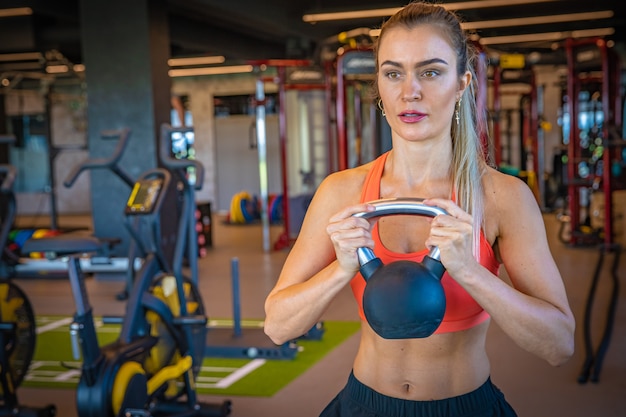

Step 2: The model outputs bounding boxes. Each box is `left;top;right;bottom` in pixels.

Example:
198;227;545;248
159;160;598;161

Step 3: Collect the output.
246;60;310;251
281;66;328;246
563;38;623;246
1;51;87;231
490;55;546;209
332;48;384;172
563;37;624;384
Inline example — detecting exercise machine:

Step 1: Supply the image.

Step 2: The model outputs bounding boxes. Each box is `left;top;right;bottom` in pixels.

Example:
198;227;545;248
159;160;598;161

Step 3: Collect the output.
5;129;136;281
21;126;231;417
331;47;380;172
203;256;299;360
0;141;56;416
156;123;305;360
62;127;172;299
563;37;625;384
246;59;314;251
562;37;624;247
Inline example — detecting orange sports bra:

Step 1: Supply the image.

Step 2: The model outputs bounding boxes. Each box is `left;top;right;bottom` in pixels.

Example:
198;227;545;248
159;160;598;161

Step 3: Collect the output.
350;152;500;334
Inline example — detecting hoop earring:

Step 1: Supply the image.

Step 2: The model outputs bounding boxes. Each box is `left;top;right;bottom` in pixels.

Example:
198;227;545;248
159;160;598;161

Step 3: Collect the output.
377;99;386;117
455;98;462;125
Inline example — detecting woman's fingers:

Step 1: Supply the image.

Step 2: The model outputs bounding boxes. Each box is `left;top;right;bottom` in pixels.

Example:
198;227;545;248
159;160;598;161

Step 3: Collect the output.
423;198;472;223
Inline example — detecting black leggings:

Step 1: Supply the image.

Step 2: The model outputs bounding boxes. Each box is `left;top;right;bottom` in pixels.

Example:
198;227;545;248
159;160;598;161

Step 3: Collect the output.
319;372;518;417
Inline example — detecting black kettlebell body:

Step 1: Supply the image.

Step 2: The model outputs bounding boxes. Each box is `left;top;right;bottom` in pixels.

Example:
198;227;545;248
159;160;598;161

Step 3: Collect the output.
354;198;448;339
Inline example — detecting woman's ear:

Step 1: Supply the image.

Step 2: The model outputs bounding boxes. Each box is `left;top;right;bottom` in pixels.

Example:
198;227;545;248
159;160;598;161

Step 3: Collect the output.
458;70;472;100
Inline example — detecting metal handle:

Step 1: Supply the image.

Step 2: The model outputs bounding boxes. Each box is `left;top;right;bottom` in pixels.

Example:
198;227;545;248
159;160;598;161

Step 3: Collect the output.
70;322;82;360
354;198;448;262
353;198;448;219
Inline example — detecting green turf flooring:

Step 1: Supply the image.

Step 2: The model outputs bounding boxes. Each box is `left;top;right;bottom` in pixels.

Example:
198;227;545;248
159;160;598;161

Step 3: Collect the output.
24;316;360;397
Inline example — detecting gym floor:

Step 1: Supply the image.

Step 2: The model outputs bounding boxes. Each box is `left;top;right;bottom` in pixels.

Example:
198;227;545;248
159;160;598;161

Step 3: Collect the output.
13;212;626;417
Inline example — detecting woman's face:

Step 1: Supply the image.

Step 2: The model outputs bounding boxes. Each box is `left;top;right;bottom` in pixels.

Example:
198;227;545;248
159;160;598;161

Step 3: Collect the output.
377;24;469;144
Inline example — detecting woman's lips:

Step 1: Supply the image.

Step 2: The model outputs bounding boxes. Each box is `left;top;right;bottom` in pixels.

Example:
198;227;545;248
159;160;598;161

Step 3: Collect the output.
398;111;426;123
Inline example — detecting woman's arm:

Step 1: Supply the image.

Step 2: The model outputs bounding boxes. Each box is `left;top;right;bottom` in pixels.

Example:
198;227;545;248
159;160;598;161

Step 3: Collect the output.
264;170;373;345
426;173;575;366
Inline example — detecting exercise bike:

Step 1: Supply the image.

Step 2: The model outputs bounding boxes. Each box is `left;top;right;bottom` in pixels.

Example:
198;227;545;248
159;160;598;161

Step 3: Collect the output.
22;130;231;417
0;157;56;416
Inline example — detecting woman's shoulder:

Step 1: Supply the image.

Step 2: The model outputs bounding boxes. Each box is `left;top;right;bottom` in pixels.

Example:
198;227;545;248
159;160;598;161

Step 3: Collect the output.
483;165;536;203
305;161;375;214
482;165;543;238
318;160;376;193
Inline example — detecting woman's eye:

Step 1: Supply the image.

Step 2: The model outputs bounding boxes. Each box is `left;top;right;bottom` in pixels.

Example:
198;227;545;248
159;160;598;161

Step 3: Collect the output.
385;71;401;79
422;70;439;78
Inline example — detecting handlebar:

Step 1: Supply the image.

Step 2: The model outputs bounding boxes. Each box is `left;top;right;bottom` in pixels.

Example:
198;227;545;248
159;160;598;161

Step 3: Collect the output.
0;165;17;192
63;128;134;188
353;198;448;219
353;198;449;263
0;136;17;191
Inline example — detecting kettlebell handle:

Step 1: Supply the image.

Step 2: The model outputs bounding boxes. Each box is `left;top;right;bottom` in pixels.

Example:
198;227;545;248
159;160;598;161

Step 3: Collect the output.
353;198;448;264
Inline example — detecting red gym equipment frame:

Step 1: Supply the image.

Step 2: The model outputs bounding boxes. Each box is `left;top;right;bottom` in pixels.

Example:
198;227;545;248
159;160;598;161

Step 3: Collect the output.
564;38;621;246
248;59;329;251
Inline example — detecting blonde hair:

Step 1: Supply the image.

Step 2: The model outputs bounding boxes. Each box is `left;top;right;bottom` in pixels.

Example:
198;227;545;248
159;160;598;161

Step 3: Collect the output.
374;1;489;257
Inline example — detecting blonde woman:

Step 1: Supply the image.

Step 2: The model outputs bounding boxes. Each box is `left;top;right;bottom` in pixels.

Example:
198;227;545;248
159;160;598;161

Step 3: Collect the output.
264;2;575;416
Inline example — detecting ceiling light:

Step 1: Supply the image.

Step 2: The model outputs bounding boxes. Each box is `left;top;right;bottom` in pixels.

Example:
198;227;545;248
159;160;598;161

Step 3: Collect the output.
0;7;33;18
479;27;615;45
0;52;43;62
462;11;613;30
167;56;225;67
304;8;400;22
45;64;69;74
368;10;613;37
168;65;253;77
303;0;557;23
444;0;557;10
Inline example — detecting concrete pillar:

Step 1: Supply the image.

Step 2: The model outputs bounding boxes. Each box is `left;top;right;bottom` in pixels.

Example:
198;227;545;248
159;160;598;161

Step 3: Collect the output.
80;0;171;255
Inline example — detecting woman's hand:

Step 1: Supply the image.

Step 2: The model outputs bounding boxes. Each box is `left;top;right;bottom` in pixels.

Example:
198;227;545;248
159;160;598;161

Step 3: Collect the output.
326;203;376;276
423;198;476;276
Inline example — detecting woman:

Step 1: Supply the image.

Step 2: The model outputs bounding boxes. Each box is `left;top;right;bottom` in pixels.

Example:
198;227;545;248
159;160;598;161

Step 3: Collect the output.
264;2;575;416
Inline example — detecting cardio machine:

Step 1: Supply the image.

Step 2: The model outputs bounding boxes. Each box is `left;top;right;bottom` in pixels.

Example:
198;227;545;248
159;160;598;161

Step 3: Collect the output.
6;129;134;281
60;127;162;300
0;136;56;416
21;125;231;417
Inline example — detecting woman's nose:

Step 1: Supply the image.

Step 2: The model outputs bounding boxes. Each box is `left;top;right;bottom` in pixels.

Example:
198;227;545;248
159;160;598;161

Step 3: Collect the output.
402;76;422;101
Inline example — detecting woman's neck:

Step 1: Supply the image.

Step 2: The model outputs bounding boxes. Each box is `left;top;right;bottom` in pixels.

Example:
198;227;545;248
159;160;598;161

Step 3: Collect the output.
382;143;453;198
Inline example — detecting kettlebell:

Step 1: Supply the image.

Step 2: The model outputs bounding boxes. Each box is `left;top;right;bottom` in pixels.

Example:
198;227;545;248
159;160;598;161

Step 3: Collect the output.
353;198;448;339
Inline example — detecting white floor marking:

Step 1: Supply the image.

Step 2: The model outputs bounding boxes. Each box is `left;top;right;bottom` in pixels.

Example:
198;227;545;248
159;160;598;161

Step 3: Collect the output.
195;358;266;389
36;317;73;334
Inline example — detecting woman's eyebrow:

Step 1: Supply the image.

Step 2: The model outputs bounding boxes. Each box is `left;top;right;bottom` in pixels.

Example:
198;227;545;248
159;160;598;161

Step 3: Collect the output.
380;57;449;68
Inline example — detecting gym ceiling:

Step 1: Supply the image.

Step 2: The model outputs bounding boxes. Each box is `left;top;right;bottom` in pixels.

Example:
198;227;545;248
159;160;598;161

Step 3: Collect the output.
0;0;625;76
